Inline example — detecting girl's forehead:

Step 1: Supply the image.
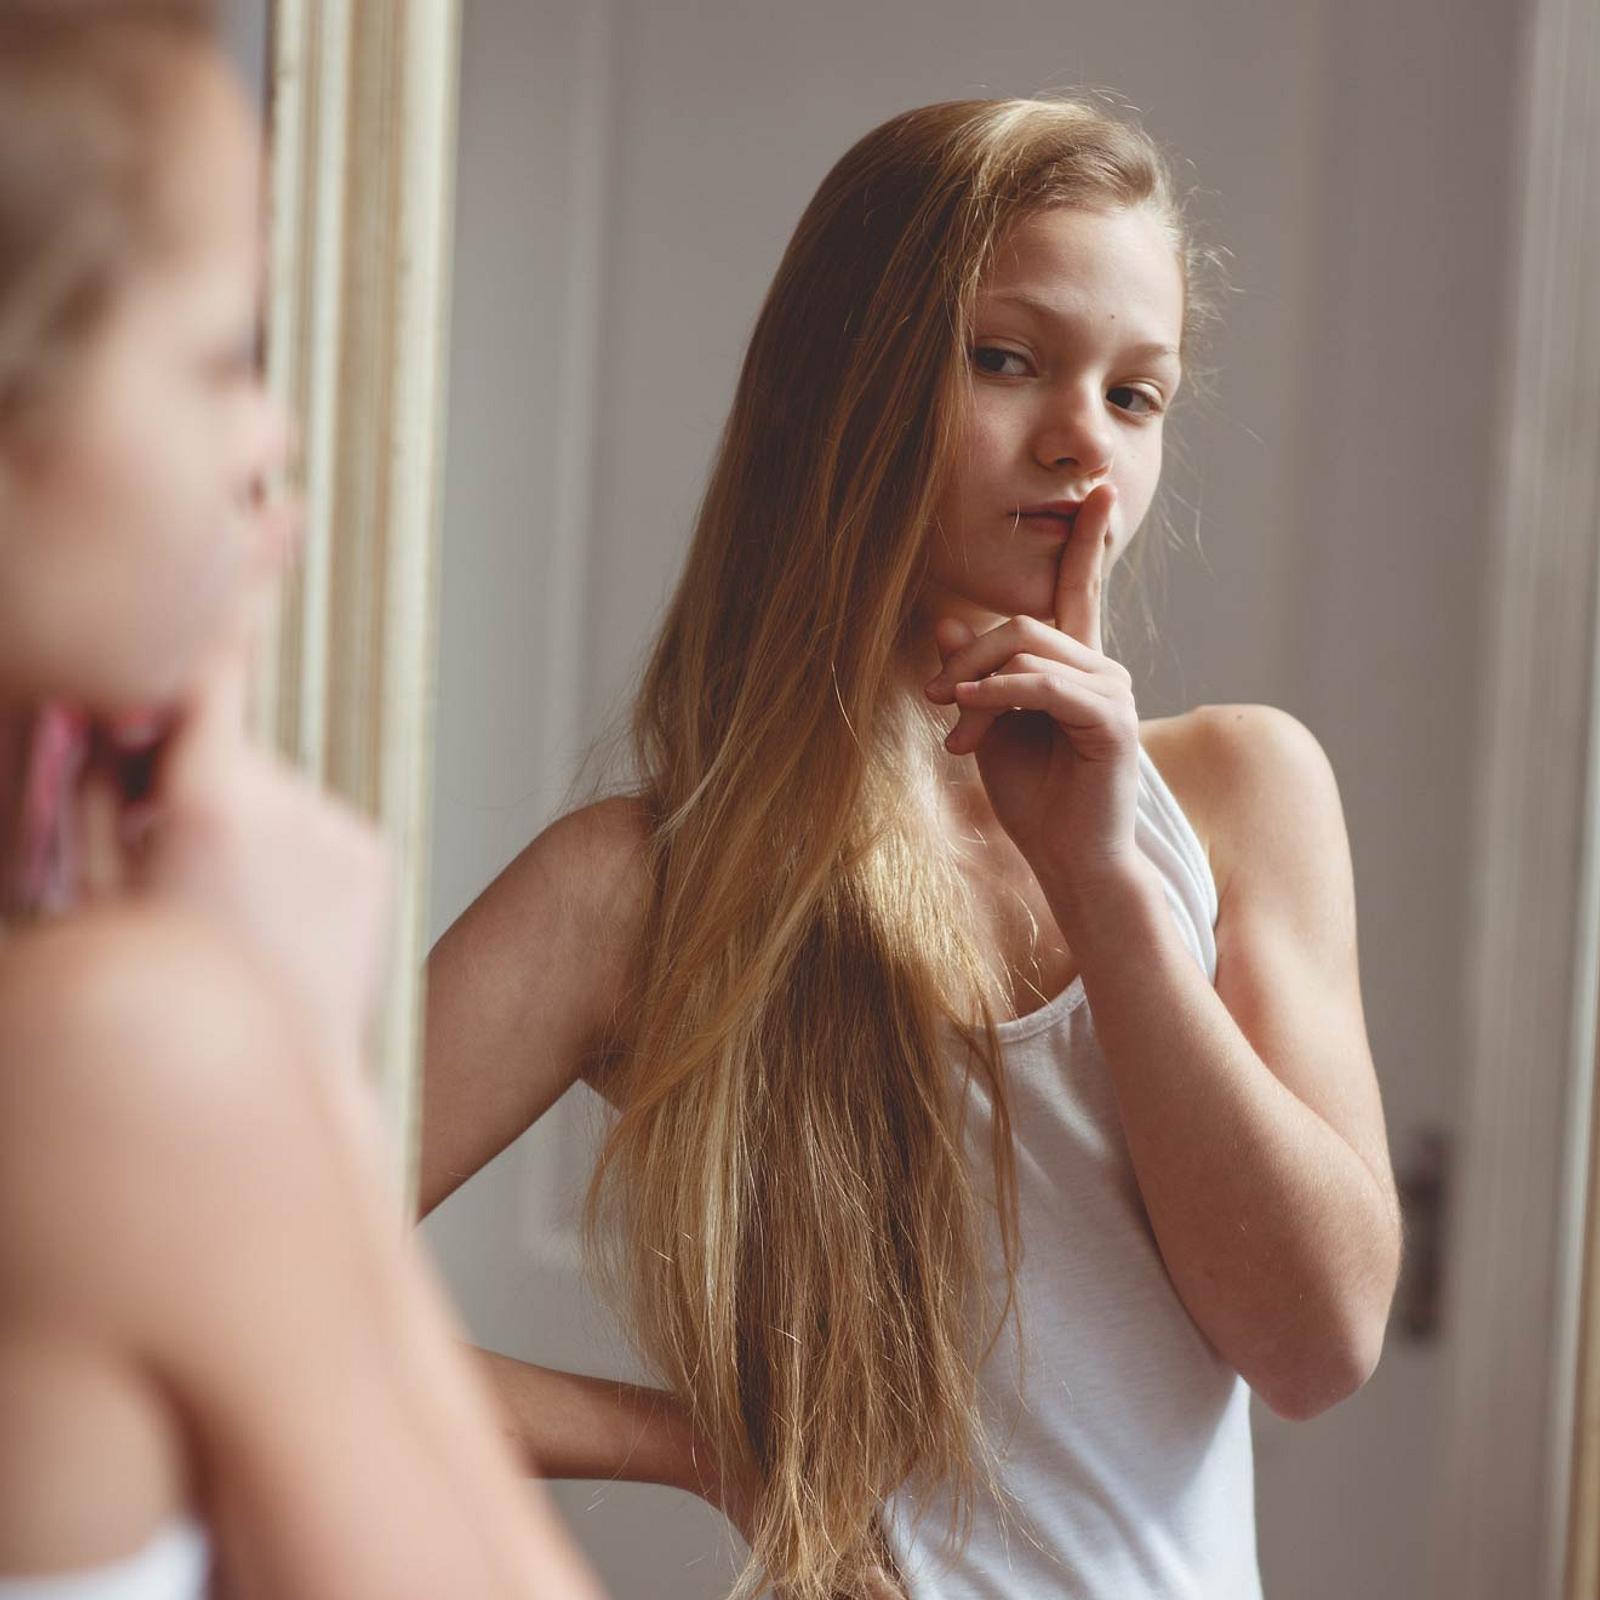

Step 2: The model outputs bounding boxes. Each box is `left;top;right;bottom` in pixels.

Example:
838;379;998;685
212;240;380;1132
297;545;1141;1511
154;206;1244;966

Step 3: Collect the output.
981;204;1183;330
160;65;261;241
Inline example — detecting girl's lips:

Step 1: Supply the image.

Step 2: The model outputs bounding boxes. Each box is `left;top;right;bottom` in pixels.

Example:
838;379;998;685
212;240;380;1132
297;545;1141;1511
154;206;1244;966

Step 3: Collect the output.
1015;510;1077;536
1017;498;1086;517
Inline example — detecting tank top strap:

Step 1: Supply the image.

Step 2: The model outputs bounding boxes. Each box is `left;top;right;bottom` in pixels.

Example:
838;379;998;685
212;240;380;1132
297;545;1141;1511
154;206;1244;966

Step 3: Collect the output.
1134;737;1220;984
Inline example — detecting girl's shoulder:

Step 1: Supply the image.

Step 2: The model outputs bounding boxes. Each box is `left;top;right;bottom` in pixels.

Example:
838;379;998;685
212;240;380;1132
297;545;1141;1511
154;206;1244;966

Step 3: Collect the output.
492;790;654;975
1140;702;1336;914
547;792;654;1068
422;791;654;1115
0;900;391;1368
0;903;308;1239
0;900;284;1060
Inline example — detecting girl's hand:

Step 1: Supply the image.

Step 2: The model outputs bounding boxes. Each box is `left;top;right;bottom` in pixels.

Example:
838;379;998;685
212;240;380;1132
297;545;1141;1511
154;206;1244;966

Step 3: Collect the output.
922;482;1145;916
80;614;393;1072
73;481;391;1069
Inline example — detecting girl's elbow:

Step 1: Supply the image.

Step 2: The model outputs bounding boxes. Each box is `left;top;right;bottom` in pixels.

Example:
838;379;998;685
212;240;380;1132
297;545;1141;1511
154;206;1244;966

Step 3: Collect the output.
1255;1305;1388;1422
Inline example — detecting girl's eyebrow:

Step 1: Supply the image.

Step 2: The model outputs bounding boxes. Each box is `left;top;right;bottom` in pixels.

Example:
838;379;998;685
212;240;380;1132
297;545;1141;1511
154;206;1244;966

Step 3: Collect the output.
983;289;1182;367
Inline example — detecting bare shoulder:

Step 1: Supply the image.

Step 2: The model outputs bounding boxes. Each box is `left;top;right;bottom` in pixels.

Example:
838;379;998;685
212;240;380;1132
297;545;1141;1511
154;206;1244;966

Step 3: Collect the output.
441;791;651;1019
0;903;297;1117
519;792;654;1072
420;791;654;1211
553;791;654;919
1140;704;1344;910
0;908;321;1331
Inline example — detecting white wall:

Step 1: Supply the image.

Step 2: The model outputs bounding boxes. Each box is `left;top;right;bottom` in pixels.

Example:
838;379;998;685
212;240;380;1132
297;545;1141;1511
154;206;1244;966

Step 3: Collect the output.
425;1;1524;1595
221;0;268;105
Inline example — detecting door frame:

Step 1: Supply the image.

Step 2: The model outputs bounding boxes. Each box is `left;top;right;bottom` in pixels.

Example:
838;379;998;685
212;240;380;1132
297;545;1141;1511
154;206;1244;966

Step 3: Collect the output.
1433;0;1600;1593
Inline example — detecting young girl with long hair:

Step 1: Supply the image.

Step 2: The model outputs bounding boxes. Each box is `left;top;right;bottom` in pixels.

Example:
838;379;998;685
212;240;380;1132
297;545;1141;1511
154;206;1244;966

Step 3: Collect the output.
0;3;603;1595
422;93;1402;1599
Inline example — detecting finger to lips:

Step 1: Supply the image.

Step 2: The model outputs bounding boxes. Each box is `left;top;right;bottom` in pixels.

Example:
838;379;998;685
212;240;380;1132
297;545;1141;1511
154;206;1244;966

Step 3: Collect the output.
1053;482;1115;652
929;489;1116;756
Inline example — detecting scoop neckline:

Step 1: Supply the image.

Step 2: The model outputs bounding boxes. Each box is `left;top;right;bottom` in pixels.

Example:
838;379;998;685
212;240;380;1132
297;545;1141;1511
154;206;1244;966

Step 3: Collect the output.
990;970;1088;1041
947;740;1188;1046
978;739;1158;1042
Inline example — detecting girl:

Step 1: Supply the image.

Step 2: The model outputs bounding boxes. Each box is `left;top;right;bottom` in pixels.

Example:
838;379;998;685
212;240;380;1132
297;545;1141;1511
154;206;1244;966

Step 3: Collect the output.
422;95;1402;1598
0;3;602;1596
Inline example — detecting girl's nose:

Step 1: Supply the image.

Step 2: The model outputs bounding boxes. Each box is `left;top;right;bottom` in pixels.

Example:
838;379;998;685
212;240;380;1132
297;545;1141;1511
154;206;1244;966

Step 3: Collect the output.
239;392;302;579
1033;387;1114;478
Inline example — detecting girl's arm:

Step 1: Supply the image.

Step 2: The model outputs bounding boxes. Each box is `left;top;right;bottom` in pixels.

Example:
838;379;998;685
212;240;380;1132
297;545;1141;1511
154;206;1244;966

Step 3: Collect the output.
419;794;647;1216
1048;704;1401;1422
471;1353;738;1518
419;796;750;1512
0;906;604;1600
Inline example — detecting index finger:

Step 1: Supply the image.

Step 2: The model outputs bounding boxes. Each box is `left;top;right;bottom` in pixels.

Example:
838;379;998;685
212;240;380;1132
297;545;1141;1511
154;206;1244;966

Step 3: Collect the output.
1053;481;1116;654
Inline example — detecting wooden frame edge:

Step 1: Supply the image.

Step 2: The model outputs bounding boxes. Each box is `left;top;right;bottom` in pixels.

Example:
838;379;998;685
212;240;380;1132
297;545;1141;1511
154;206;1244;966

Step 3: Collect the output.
262;0;462;1208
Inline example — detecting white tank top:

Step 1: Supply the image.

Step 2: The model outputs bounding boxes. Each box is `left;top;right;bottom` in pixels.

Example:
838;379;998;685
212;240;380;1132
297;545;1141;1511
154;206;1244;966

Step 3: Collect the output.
882;739;1263;1598
0;1517;209;1600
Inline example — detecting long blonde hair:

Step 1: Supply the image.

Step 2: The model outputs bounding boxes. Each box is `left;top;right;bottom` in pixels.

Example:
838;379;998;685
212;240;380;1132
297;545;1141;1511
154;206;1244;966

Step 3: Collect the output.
586;95;1218;1599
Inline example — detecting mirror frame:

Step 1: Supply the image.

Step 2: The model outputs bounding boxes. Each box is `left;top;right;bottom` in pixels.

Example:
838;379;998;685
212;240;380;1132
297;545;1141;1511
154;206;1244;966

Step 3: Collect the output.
258;0;462;1205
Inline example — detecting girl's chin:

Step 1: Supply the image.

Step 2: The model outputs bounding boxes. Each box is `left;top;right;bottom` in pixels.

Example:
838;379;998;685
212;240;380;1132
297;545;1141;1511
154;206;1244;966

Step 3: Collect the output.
917;568;1067;632
84;646;204;727
961;589;1059;628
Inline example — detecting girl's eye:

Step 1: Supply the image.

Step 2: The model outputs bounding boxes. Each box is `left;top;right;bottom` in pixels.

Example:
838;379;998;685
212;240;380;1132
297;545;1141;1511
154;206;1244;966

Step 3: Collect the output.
1109;385;1164;418
971;345;1030;378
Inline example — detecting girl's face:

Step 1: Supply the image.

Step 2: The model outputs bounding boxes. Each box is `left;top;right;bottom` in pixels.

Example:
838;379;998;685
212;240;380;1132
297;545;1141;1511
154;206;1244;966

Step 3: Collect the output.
0;54;288;717
919;203;1185;639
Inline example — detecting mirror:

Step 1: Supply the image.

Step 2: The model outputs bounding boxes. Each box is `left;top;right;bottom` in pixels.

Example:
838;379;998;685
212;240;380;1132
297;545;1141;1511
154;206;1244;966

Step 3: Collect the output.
299;1;1600;1597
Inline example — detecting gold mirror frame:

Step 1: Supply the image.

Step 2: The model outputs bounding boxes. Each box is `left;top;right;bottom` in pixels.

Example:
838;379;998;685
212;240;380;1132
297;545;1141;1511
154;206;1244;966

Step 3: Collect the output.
257;0;461;1206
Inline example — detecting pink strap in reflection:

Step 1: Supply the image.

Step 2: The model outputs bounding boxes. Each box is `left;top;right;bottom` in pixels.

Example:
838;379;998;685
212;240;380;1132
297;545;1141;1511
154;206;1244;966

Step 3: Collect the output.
13;701;91;917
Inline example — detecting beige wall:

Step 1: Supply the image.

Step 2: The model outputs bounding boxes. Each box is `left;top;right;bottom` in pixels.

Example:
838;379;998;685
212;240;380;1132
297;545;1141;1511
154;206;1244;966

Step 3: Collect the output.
424;1;1523;1594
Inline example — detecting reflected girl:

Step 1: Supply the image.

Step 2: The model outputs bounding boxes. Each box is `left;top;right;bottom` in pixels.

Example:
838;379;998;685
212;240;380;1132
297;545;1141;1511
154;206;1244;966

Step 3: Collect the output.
423;95;1401;1599
0;3;600;1595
